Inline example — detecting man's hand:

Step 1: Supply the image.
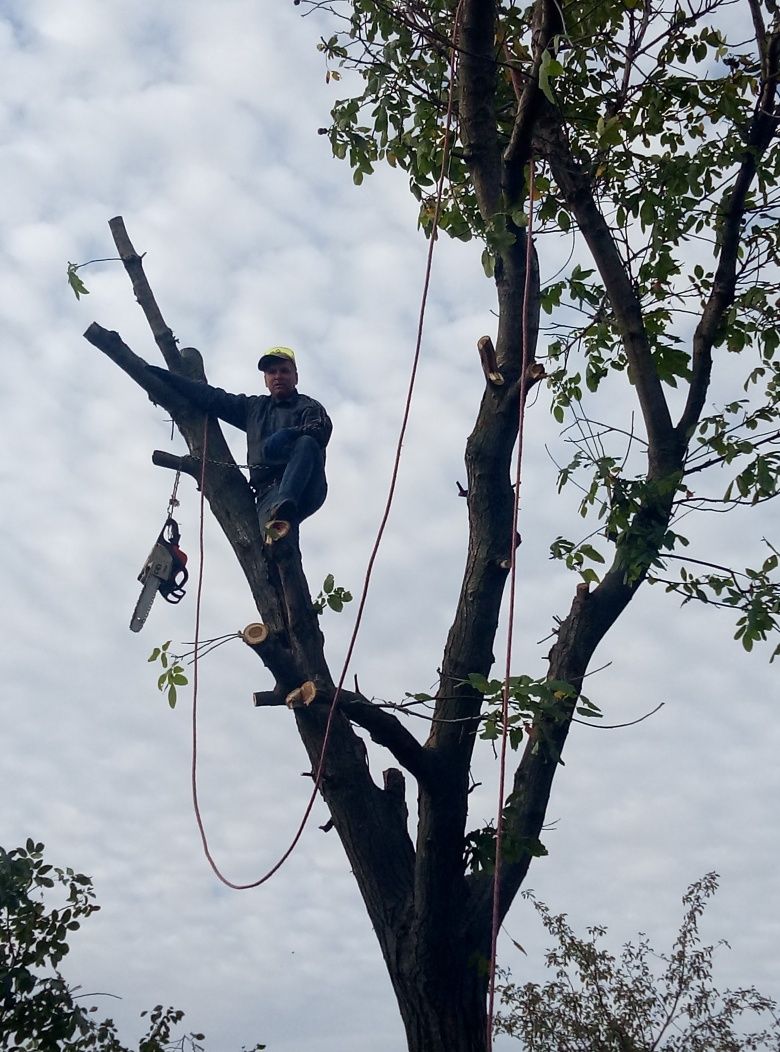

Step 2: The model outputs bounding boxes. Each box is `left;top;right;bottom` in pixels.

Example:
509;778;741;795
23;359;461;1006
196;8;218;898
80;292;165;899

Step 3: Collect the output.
263;428;301;461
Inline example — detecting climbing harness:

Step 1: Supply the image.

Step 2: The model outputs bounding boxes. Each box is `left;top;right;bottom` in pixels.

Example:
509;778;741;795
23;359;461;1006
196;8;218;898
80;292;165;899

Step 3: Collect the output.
130;473;189;633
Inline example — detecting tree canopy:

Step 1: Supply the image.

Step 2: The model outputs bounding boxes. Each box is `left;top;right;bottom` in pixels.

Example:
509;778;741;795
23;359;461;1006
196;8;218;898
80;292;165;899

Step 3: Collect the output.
0;842;263;1052
314;0;780;651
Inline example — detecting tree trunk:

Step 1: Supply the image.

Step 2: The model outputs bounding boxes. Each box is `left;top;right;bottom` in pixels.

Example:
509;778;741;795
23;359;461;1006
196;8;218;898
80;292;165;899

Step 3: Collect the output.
391;934;489;1052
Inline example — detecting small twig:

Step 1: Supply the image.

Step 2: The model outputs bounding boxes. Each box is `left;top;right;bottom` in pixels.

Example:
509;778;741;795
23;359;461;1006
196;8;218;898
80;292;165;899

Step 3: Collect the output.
572;701;664;729
72;988;122;997
71;256;122;269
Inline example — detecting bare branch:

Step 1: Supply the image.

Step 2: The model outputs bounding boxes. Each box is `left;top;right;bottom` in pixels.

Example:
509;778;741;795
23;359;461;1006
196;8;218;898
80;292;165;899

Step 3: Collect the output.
535;113;678;471
677;28;780;442
108;217;182;370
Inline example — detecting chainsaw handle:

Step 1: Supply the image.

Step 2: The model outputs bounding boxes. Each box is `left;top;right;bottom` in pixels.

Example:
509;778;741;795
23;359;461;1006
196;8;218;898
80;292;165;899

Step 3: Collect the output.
172;563;189;589
161;516;182;547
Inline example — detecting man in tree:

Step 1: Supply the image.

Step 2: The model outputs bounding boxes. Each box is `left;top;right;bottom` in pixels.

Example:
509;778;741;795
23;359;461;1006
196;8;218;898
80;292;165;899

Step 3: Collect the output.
84;0;780;1040
150;346;331;527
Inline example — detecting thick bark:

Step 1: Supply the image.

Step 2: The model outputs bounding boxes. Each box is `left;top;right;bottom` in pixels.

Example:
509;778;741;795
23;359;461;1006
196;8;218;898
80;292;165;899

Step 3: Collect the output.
459;0;501;219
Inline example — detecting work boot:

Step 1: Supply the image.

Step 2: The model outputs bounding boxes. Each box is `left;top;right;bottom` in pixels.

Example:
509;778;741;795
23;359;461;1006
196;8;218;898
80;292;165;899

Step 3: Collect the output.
271;498;298;524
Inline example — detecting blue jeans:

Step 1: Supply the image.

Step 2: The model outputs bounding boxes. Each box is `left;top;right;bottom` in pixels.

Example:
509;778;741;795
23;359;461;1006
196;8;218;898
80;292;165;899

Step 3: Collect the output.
255;434;327;524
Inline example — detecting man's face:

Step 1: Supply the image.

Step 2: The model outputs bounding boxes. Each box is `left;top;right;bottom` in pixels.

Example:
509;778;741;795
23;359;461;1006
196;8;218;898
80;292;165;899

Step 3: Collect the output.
263;359;298;399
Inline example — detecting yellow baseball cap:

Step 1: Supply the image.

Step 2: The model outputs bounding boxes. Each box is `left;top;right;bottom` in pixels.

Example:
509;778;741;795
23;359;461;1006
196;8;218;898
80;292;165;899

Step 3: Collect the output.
258;346;296;370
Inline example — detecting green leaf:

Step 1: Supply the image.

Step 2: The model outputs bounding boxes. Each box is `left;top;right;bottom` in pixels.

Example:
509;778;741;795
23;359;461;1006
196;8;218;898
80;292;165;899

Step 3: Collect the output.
538;48;557;104
323;573;335;593
467;672;491;694
481;248;495;278
148;648;161;663
66;262;89;300
167;684;177;709
579;544;605;564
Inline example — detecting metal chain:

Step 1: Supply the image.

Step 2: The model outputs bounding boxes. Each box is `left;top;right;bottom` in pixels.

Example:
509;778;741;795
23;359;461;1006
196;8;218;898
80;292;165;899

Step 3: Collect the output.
166;470;182;517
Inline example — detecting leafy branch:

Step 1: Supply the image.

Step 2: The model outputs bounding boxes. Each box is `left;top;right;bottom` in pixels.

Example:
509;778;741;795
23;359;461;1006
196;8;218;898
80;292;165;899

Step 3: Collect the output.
312;573;353;614
148;640;189;708
66;257;121;300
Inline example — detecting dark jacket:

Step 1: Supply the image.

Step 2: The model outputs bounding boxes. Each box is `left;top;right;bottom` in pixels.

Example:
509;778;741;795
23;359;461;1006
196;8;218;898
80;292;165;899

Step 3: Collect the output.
157;372;332;488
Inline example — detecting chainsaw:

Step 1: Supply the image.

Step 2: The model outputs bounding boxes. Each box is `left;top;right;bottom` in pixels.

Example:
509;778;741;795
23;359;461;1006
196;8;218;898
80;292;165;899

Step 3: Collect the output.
130;516;189;632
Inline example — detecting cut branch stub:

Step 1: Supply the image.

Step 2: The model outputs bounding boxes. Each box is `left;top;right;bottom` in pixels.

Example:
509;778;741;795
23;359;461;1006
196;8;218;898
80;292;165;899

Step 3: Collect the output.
253;690;285;707
478;336;504;386
152;449;201;481
286;681;318;709
241;622;270;647
526;361;546;387
265;519;292;544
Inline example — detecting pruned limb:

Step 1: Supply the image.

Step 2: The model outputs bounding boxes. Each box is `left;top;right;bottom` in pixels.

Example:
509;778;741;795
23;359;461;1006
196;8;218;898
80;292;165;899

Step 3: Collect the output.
383;768;408;819
253;690;286;707
109;216;181;370
85;323;168;393
286;680;318;708
526;361;546;388
478;336;504;386
250;680;434;787
241;622;269;646
152;449;201;481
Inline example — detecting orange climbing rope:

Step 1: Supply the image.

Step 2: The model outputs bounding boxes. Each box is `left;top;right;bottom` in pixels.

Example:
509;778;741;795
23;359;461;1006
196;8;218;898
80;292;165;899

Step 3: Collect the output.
486;158;537;1050
188;1;466;891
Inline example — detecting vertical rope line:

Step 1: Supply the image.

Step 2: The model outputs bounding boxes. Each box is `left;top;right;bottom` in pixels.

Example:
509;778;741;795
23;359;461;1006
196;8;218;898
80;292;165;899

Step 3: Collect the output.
189;1;465;891
486;157;536;1049
308;0;466;794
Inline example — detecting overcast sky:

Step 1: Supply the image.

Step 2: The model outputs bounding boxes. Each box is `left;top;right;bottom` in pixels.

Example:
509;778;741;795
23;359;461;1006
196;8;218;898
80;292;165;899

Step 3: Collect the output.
1;2;778;1049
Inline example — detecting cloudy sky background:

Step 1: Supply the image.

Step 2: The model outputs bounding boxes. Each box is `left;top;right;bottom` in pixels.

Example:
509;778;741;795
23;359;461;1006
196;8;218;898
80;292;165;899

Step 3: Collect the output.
1;1;778;1049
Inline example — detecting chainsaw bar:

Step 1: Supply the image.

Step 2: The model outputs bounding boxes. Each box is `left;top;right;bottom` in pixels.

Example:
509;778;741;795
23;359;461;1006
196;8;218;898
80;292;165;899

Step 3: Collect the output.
130;541;175;633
